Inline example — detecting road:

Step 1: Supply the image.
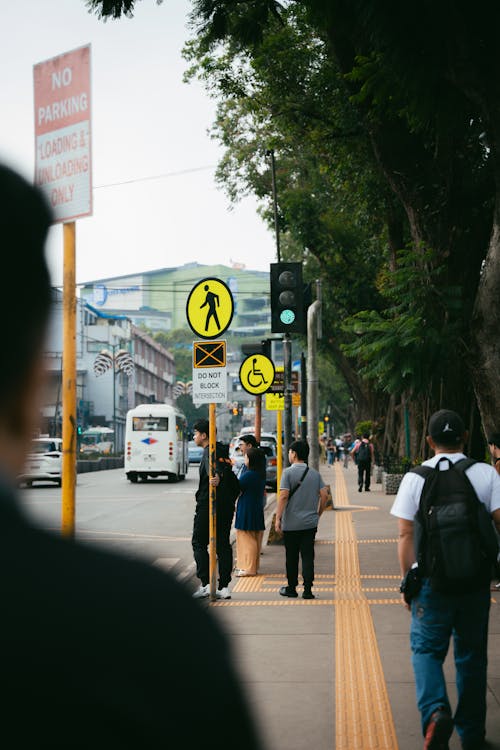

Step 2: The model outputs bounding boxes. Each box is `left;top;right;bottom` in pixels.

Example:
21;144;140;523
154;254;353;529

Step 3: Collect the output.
18;463;201;582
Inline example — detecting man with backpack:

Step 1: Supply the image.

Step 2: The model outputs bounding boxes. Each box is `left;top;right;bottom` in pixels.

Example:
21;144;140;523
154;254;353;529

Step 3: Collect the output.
191;419;240;600
351;432;374;492
391;409;500;750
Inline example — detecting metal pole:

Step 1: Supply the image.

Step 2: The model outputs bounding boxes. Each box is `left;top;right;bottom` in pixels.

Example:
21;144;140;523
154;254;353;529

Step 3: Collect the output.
61;221;77;538
283;333;292;466
276;408;283;490
209;403;217;602
300;351;307;441
255;395;262;444
267;149;281;262
113;346;116;455
307;299;322;471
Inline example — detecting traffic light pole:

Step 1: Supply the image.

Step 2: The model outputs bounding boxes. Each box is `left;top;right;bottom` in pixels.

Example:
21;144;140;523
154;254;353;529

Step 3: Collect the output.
301;351;307;441
283;333;293;466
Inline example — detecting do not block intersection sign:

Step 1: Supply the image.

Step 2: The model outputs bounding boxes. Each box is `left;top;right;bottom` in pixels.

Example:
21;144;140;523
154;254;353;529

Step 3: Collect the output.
192;340;227;405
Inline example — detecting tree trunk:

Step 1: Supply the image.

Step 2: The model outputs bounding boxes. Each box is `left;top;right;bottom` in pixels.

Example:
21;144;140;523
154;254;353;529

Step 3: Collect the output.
470;203;500;438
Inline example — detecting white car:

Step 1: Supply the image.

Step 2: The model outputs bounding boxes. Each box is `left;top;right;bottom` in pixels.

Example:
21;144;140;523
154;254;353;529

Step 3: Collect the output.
19;437;63;487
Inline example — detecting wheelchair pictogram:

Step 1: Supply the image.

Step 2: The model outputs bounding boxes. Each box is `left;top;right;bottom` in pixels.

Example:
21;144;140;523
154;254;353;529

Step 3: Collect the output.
239;354;275;395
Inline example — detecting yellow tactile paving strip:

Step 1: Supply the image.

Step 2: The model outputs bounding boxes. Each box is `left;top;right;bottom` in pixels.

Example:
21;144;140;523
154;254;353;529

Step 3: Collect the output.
334;463;398;750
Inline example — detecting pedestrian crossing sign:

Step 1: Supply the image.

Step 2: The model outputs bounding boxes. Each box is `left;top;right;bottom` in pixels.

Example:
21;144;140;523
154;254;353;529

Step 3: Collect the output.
186;277;234;339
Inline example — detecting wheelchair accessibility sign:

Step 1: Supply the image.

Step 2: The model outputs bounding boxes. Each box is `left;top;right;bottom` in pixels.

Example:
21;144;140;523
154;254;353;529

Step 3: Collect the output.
239;354;275;396
186;277;234;340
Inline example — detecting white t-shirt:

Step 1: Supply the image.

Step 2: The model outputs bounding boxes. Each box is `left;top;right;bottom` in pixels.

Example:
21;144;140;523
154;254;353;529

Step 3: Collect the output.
390;453;500;521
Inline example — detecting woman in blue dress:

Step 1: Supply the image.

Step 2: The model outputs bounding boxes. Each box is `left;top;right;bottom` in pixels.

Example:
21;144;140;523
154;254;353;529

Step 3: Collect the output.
235;448;266;577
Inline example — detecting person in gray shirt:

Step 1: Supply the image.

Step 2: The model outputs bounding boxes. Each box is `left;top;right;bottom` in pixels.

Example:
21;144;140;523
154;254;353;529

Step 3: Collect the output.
275;440;329;599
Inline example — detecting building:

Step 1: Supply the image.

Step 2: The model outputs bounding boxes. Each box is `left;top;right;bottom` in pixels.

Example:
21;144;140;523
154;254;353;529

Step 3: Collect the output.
80;262;271;336
42;291;176;451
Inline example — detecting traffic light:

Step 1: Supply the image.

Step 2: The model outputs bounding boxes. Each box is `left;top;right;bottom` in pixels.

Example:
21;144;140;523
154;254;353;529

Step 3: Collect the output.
241;339;272;358
324;415;330;423
270;262;305;334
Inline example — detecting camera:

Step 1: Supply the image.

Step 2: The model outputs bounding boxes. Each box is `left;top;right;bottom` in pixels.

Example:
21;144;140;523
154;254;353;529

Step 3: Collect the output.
399;564;422;605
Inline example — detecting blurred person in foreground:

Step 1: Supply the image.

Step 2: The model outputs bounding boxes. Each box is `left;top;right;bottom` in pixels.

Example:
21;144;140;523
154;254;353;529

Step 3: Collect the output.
0;164;263;749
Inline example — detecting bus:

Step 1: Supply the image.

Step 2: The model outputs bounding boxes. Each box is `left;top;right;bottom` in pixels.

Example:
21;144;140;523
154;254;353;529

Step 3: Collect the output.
124;404;188;483
80;426;114;455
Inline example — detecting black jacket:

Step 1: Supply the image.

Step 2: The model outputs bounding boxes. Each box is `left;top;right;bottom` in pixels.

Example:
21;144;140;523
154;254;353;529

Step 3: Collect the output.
0;473;262;748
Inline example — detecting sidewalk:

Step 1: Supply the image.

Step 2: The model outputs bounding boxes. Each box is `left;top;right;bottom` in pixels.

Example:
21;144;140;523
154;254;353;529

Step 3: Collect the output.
209;461;500;750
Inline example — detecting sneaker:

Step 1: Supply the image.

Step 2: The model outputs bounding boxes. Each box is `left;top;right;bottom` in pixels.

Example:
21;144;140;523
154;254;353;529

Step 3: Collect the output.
424;708;453;750
216;587;231;599
279;585;298;598
358;486;363;492
192;584;210;599
303;589;315;599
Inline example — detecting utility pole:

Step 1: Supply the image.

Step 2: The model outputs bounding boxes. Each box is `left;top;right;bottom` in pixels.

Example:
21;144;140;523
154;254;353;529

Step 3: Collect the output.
301;351;307;441
283;333;293;466
307;280;322;470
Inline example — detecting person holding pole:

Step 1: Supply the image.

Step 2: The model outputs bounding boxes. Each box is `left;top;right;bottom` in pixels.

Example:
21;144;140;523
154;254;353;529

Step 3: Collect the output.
0;164;263;748
191;418;238;599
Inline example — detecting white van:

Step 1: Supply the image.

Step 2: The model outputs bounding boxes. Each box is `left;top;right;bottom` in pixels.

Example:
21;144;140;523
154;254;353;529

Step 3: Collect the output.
124;404;188;483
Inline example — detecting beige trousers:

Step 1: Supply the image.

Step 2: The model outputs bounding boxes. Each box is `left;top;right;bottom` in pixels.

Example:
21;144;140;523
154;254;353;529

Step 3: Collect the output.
236;530;264;575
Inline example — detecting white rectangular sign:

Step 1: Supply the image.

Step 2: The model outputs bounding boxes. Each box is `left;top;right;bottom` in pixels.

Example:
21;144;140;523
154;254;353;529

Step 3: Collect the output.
34;44;92;223
192;368;227;404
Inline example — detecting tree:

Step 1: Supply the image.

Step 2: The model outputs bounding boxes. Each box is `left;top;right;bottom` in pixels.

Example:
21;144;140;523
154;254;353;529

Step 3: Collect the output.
88;0;500;452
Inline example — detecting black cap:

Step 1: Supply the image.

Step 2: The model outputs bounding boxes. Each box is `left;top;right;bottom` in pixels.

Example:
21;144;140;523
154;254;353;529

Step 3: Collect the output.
428;409;465;445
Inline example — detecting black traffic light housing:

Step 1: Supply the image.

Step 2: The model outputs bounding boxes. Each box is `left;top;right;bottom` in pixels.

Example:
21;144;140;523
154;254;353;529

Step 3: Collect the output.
241;339;272;358
270;262;305;334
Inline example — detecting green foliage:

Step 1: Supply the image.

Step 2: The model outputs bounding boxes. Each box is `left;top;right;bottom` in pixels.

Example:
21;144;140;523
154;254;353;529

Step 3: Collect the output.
354;420;371;437
342;247;463;396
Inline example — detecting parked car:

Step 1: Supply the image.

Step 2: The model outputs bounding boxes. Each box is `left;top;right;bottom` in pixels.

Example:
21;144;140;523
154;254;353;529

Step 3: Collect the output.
19;437;63;487
188;440;204;464
229;432;279;491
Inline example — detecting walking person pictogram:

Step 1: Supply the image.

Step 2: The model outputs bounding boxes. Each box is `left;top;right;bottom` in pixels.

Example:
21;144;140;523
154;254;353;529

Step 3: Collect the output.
200;284;221;332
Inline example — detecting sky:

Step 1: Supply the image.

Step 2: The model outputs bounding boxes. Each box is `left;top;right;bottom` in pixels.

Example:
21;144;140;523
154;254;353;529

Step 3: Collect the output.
0;0;276;287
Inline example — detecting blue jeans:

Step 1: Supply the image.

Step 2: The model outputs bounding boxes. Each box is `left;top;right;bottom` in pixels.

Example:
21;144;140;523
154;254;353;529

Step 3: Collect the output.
410;579;490;744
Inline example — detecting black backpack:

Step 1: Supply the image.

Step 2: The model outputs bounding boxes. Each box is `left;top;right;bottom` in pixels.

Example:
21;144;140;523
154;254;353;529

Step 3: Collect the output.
412;457;499;593
357;441;371;463
215;447;241;517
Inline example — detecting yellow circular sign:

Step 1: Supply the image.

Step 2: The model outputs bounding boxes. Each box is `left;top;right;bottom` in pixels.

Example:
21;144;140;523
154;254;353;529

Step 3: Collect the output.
186;277;234;339
239;354;275;395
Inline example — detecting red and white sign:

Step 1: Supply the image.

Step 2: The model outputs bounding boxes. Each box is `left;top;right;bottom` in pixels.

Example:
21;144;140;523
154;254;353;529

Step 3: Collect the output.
34;44;92;223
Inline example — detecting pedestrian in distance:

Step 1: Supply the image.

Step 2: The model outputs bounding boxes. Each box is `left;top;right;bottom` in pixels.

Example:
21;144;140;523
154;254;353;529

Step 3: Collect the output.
0;163;263;749
326;437;335;466
391;409;500;750
235;448;266;577
335;436;343;461
487;432;500;476
351;432;375;492
275;440;330;599
191;419;240;600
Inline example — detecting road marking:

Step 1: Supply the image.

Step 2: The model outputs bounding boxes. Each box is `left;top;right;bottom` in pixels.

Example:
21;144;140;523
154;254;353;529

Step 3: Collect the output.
334;463;398;750
212;600;403;607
